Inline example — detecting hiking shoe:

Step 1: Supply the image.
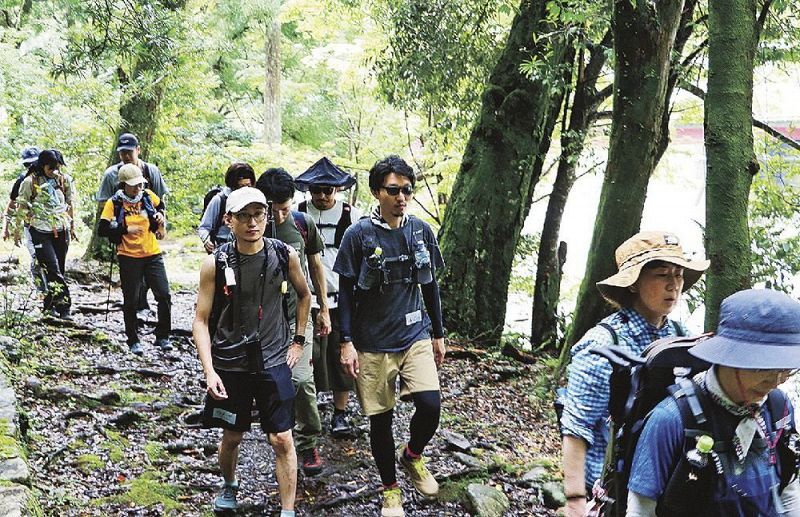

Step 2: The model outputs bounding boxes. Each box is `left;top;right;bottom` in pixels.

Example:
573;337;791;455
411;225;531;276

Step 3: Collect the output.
331;411;351;437
129;342;143;356
57;309;72;320
213;481;238;512
300;447;323;476
381;487;404;517
397;445;439;497
155;337;173;352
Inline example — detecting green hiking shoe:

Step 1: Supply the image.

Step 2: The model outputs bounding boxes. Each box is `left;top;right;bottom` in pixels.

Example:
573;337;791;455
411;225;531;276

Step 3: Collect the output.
396;445;439;497
381;487;404;517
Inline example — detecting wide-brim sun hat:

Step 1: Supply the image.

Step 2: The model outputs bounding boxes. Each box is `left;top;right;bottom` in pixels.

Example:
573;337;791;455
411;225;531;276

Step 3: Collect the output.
226;186;267;213
294;157;357;192
596;231;710;306
689;289;800;369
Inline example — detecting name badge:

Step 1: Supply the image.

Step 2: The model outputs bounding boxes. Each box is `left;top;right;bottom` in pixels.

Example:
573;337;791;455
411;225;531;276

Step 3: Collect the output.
405;310;422;326
224;267;236;287
212;407;237;425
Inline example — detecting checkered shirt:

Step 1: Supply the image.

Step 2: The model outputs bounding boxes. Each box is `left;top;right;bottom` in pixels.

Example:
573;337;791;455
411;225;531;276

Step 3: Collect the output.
560;307;687;487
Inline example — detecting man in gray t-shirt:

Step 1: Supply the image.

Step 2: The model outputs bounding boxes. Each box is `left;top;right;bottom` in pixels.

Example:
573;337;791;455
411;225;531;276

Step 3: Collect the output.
193;187;310;515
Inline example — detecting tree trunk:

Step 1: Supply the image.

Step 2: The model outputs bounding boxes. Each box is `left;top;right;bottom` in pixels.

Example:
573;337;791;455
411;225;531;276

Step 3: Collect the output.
704;0;758;329
438;0;575;345
84;1;188;261
263;18;281;145
565;0;687;347
530;31;612;352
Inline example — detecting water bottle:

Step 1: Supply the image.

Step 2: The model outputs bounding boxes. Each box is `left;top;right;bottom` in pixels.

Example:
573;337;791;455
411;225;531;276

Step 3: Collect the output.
659;434;714;514
359;247;384;290
413;241;433;284
686;434;714;468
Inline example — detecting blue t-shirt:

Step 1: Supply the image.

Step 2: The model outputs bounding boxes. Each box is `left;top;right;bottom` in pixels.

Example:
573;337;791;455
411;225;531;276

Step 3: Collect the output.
629;390;794;516
333;216;444;353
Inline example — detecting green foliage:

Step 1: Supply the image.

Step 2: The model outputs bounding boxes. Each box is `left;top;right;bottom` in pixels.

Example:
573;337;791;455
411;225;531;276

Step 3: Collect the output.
95;470;182;512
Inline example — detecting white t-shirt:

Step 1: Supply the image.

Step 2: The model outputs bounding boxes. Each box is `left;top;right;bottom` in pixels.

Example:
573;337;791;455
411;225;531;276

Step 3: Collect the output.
302;199;361;309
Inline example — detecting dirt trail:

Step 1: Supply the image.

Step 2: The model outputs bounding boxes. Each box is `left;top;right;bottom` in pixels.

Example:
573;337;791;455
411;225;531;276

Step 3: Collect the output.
3;255;561;516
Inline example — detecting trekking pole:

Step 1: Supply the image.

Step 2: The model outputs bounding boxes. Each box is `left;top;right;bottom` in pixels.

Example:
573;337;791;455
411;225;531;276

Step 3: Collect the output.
105;254;114;321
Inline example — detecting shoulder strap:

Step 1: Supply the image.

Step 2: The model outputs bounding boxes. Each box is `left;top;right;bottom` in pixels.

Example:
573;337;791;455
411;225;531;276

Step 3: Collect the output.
334;202;352;248
670;320;686;337
598;322;618;346
298;200;307;213
214;193;228;236
292;210;309;246
141;162;151;182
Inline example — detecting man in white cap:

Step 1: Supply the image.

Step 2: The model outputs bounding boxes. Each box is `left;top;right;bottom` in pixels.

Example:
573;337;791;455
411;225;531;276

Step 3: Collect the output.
192;187;310;517
627;288;800;516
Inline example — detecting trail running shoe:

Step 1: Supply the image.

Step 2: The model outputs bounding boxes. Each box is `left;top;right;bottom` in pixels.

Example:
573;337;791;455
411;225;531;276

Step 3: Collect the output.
213;481;238;512
381;487;404;517
300;447;323;476
330;411;351;437
129;342;143;356
397;445;439;497
155;337;173;352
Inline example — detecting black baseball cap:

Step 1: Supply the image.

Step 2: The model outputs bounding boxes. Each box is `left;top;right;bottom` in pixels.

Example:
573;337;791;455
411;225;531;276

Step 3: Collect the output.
116;133;140;152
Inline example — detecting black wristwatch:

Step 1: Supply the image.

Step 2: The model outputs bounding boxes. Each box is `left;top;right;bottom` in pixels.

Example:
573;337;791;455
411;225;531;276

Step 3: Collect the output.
292;334;306;345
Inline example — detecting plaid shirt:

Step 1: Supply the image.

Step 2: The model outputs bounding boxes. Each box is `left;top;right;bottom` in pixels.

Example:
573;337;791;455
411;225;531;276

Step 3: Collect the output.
561;307;687;487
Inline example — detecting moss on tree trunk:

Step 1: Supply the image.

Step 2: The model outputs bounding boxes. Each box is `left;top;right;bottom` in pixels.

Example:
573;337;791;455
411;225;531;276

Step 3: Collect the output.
438;0;574;345
704;0;758;329
566;0;687;347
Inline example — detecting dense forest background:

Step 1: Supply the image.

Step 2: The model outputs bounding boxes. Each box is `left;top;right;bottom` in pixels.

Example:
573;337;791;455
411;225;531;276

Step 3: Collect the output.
1;0;799;356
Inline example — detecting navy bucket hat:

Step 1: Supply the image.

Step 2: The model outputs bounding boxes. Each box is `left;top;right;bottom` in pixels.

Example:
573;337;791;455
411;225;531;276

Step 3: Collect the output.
294;157;357;192
689;289;800;369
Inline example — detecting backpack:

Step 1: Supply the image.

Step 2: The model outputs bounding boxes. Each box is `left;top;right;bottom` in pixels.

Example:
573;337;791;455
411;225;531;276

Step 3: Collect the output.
297;200;353;248
102;191;159;245
291;210;308;246
208;238;290;341
201;186;228;244
586;334;798;516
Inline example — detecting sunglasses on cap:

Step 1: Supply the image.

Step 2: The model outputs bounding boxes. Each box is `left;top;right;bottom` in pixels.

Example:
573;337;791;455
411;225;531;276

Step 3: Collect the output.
380;185;414;196
310;185;335;195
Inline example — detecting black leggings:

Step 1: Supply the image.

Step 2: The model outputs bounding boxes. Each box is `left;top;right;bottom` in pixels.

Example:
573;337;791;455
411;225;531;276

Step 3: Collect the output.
369;390;441;486
30;228;70;312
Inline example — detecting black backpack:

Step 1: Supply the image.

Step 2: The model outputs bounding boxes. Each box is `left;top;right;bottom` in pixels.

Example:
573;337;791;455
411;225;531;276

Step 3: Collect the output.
208;238;290;341
587;334;798;516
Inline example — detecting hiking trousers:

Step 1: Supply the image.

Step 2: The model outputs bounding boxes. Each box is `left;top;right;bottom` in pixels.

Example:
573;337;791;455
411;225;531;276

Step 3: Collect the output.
29;227;70;313
117;254;171;345
290;318;321;452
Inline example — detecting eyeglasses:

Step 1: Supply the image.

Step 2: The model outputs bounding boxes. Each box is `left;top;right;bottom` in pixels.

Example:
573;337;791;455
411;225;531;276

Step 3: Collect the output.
310;186;335;195
381;185;414;196
232;211;267;223
127;183;146;190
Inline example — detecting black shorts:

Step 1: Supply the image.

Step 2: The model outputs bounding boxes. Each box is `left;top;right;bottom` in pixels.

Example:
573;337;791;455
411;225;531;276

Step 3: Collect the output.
202;364;295;434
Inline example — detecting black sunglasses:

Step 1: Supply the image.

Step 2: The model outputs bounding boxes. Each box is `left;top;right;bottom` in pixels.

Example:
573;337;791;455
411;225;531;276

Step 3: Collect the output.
381;185;414;196
310;186;335;195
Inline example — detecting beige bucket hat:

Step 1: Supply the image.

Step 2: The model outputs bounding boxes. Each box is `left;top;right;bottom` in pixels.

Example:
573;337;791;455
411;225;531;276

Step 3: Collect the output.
596;231;710;306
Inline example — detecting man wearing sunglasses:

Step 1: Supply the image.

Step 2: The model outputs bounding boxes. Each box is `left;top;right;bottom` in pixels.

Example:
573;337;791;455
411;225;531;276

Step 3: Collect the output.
295;157;361;439
334;155;446;517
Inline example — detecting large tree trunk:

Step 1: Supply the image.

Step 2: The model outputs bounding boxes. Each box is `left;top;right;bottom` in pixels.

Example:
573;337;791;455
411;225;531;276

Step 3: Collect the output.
438;0;575;345
84;1;187;261
565;0;687;347
704;0;758;329
263;18;281;145
530;31;612;352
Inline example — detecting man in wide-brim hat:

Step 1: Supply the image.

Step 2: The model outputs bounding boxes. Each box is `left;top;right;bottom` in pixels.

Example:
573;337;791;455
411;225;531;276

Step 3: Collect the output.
627;288;800;516
561;231;710;517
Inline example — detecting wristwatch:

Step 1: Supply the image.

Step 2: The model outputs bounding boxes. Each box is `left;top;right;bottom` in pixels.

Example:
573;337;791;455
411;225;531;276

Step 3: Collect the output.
292;334;306;345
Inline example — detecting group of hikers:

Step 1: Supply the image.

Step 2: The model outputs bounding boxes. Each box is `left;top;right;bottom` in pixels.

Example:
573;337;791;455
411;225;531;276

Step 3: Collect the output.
4;134;800;517
561;232;800;517
3;138;445;517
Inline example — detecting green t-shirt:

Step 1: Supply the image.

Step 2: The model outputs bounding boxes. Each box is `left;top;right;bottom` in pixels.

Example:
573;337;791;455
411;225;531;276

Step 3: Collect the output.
273;212;323;327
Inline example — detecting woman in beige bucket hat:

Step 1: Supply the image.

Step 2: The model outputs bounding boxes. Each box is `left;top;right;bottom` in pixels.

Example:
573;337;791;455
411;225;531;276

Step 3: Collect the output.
560;231;710;517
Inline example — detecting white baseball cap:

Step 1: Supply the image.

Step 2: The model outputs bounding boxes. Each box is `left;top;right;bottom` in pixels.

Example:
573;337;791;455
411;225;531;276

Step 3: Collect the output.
226;187;268;213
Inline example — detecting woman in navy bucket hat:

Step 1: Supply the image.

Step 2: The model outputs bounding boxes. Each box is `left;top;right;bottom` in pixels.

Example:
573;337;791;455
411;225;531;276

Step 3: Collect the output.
627;289;800;516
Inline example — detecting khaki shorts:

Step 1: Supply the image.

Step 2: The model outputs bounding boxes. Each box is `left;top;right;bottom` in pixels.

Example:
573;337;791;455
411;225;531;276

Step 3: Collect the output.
355;339;440;416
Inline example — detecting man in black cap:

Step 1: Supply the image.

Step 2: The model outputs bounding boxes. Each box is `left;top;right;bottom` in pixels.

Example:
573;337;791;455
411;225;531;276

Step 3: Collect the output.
96;132;170;312
296;157;361;437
